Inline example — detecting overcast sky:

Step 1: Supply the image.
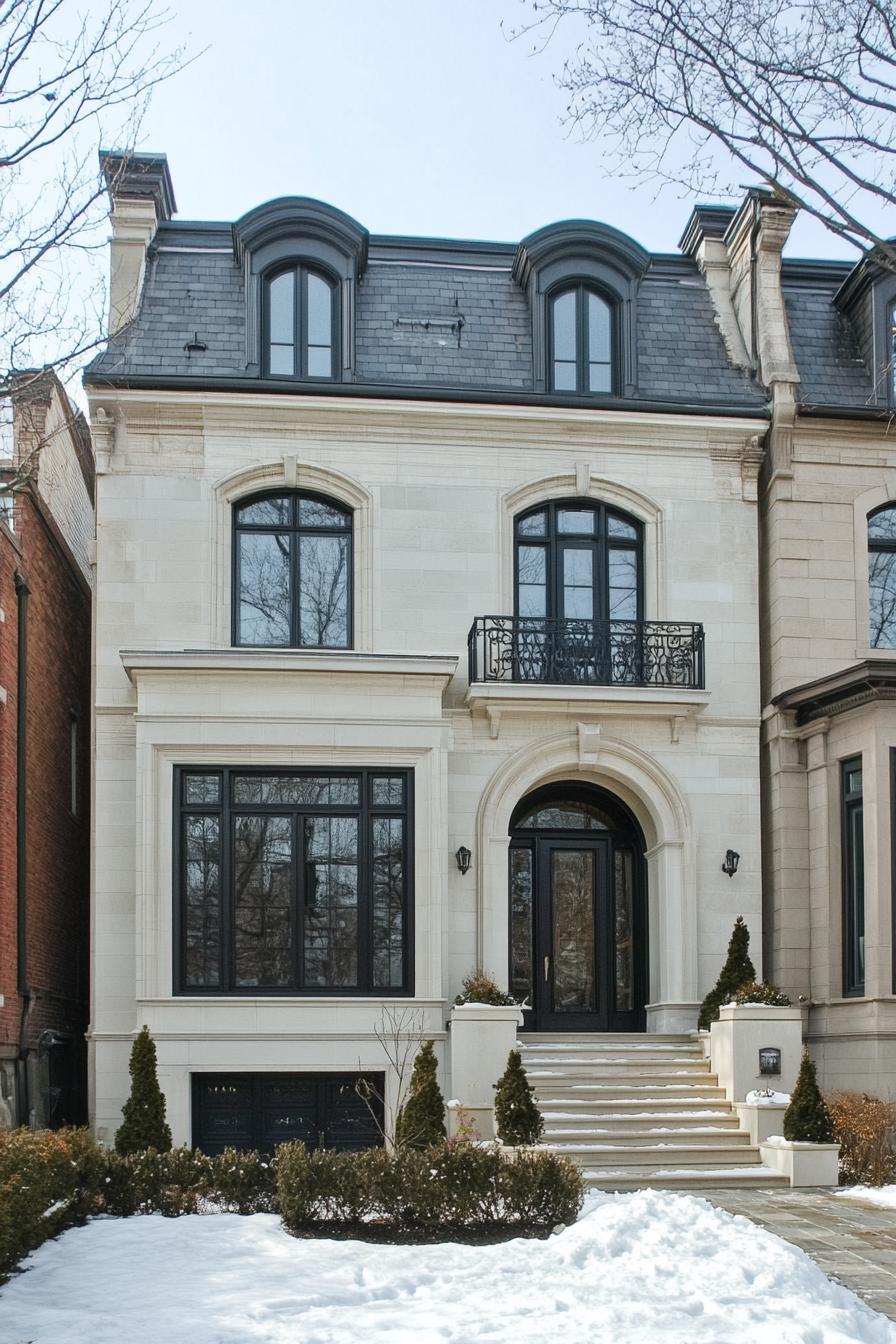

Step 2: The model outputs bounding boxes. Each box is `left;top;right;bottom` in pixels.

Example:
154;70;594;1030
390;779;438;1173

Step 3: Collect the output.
136;0;871;260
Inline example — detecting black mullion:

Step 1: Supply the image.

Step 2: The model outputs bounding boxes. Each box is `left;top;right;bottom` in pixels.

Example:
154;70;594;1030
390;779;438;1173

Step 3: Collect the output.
222;769;233;991
298;267;308;380
578;285;588;393
290;496;301;647
292;812;302;992
360;806;372;993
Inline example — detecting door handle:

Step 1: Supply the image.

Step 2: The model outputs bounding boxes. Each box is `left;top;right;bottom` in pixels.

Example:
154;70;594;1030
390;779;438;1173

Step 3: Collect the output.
318;1130;325;1150
543;955;550;982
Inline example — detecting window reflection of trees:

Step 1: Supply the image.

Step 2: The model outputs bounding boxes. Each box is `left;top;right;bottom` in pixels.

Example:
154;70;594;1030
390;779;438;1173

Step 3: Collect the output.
869;505;896;648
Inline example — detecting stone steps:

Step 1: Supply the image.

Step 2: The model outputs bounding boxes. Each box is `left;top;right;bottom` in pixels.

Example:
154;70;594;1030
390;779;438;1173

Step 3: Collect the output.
519;1033;788;1191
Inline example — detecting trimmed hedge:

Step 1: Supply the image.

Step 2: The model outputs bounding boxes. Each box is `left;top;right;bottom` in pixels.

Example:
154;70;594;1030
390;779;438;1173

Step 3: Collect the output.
1;1132;581;1278
0;1132;281;1280
277;1140;584;1238
0;1128;103;1280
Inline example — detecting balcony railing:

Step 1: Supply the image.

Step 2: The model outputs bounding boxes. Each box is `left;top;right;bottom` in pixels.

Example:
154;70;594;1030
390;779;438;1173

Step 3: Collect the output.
467;616;705;689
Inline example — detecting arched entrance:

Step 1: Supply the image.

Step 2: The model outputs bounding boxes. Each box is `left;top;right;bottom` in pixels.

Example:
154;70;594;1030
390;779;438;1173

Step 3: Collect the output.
509;782;647;1032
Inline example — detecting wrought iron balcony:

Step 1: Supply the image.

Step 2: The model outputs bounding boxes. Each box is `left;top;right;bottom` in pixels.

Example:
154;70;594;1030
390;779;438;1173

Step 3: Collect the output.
467;616;705;690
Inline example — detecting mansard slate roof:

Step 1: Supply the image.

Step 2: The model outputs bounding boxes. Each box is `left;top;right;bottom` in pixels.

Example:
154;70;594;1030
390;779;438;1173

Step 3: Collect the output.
781;260;878;412
83;190;888;418
83;210;765;414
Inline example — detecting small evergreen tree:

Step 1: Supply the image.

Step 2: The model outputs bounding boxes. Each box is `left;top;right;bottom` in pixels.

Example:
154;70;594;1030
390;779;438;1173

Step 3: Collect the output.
115;1026;172;1154
784;1049;834;1144
494;1050;544;1147
697;915;757;1030
394;1040;446;1149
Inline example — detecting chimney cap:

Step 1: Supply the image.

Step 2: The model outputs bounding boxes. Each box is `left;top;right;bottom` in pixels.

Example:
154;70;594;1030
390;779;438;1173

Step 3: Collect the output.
678;204;737;256
99;150;176;222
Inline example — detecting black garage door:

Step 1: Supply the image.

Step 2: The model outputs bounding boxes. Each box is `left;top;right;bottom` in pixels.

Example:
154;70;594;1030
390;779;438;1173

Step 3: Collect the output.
191;1073;384;1155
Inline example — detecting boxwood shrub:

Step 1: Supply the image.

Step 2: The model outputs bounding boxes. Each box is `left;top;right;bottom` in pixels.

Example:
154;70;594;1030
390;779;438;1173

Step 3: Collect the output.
277;1140;584;1238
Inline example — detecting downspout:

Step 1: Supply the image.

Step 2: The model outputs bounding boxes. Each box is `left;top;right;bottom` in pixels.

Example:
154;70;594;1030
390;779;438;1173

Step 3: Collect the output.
749;197;762;370
14;568;34;1125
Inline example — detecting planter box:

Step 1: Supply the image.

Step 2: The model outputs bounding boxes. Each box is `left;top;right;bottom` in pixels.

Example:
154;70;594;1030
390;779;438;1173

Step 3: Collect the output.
448;1003;524;1141
709;1003;803;1103
759;1138;841;1187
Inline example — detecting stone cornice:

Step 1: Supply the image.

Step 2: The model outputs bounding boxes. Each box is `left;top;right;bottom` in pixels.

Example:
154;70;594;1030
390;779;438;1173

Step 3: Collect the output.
86;387;767;456
120;648;459;682
773;659;896;725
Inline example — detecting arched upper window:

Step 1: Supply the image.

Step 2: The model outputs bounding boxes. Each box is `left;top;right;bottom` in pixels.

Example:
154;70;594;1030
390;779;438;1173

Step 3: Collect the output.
515;499;642;624
264;265;336;380
234;490;352;648
549;285;614;394
868;503;896;647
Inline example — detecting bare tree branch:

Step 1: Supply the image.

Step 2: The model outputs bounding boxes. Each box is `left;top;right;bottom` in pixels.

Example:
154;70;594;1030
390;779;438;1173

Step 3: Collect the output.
0;0;189;385
511;0;896;266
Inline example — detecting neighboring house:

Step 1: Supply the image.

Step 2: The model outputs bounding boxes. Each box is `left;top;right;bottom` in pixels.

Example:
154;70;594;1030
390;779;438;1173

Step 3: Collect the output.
0;370;94;1128
742;194;896;1097
82;152;894;1153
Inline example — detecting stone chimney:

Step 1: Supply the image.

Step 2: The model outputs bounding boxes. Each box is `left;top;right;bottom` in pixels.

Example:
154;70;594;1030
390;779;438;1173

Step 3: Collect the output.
99;151;176;336
722;191;799;388
679;205;750;369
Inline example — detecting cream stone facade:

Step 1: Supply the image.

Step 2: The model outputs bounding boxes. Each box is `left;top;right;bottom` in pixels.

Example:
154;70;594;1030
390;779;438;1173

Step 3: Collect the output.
84;153;896;1151
86;387;765;1144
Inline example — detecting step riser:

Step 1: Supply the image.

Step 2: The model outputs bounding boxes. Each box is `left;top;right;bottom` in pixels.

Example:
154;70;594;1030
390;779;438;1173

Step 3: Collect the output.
523;1032;764;1192
543;1132;749;1146
581;1174;788;1190
550;1147;762;1168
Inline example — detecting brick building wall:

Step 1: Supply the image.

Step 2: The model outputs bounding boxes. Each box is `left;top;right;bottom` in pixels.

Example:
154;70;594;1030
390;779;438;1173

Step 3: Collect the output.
0;376;92;1127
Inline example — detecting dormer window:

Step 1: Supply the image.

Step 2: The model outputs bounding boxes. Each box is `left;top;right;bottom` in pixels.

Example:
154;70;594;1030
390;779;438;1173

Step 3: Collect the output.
232;197;369;383
513;220;649;398
265;265;336;380
550;286;614;394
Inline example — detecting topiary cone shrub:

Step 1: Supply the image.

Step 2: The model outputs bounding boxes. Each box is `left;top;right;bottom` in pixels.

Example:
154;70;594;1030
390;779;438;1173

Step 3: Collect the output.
394;1040;446;1150
784;1050;835;1144
115;1025;172;1155
697;915;757;1030
494;1049;544;1147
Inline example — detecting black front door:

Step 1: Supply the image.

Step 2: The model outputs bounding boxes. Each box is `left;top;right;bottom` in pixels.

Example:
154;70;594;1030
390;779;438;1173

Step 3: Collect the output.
191;1072;384;1154
509;785;646;1033
536;839;608;1031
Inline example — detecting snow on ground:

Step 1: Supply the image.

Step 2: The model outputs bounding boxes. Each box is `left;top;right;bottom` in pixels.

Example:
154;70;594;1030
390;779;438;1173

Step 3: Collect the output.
1;1190;894;1344
837;1185;896;1211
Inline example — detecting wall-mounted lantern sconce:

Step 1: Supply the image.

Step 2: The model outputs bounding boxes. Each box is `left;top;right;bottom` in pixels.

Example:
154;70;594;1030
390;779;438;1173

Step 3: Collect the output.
721;849;740;878
455;846;472;876
759;1046;781;1076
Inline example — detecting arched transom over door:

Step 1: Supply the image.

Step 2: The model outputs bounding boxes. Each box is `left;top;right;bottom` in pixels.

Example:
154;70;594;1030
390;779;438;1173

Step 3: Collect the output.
509;784;647;1032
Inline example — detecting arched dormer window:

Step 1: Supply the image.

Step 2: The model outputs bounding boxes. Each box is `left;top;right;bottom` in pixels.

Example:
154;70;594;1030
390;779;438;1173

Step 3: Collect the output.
868;503;896;646
232;197;369;382
513;220;649;397
264;265;337;380
233;489;352;648
550;285;614;394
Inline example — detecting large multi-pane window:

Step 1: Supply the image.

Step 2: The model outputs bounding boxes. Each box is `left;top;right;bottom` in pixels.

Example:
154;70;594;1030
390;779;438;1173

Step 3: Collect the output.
234;491;352;648
264;265;336;380
549;285;614;394
176;768;411;995
842;756;865;996
869;504;896;647
515;500;642;623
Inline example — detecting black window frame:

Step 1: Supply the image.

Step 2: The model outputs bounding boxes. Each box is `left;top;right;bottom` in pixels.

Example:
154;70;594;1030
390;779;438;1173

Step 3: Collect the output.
232;488;353;650
547;282;618;395
842;755;866;997
173;766;414;997
868;502;896;648
262;263;338;382
513;498;644;624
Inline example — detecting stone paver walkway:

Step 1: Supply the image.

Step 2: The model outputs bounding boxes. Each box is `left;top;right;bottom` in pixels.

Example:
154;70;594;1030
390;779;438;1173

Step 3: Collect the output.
695;1186;896;1323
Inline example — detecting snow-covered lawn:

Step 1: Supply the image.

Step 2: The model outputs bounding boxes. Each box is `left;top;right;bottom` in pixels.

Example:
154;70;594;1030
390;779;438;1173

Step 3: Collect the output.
837;1185;896;1211
2;1190;895;1344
